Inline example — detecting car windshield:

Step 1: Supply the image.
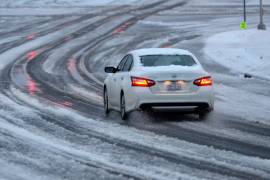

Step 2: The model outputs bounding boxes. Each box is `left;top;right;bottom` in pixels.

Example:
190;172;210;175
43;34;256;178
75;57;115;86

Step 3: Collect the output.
140;55;196;67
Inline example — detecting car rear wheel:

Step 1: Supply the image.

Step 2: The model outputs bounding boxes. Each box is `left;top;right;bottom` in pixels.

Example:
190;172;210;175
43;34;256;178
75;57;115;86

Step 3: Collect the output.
120;93;128;120
103;88;110;115
198;109;212;120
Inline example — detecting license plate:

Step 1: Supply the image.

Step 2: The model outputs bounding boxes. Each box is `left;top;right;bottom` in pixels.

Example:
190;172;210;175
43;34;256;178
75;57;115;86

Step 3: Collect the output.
166;81;182;91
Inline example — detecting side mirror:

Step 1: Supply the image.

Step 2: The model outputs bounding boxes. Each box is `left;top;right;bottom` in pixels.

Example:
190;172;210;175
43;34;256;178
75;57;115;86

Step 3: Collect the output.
105;66;117;73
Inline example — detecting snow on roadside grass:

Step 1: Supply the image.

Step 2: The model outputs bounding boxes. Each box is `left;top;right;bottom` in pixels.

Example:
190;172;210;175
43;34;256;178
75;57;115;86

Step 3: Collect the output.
10;86;270;178
204;29;270;80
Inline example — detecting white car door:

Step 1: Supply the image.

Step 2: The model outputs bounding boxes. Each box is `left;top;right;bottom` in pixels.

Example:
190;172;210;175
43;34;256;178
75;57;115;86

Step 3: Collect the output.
110;56;128;107
120;55;134;110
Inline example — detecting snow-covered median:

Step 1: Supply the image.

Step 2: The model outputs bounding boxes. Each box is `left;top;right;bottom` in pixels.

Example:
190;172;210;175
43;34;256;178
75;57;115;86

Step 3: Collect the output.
204;29;270;80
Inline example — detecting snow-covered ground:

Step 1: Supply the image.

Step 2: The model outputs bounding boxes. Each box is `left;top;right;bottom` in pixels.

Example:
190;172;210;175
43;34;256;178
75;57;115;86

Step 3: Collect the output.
0;0;163;16
0;0;160;15
204;29;270;80
0;0;270;7
0;0;155;7
1;0;270;179
204;29;270;125
188;0;270;6
1;0;269;8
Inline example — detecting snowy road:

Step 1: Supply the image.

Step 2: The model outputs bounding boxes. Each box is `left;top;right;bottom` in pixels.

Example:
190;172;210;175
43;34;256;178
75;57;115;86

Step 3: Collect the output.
1;0;270;179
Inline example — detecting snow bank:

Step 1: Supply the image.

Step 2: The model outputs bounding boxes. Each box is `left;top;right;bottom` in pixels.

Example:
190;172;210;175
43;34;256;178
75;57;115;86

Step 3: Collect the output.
188;0;270;6
204;29;270;80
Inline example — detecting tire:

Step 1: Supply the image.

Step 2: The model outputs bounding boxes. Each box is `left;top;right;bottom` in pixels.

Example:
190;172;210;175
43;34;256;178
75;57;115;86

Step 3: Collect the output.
103;88;110;115
198;109;212;120
120;93;128;120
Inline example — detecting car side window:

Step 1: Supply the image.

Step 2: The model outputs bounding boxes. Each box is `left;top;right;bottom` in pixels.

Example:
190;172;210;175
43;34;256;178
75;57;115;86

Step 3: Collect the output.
117;56;128;72
122;55;133;72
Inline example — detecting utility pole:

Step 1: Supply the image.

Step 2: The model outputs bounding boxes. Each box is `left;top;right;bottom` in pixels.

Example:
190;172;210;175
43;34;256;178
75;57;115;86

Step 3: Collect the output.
258;0;266;30
240;0;248;29
244;0;247;22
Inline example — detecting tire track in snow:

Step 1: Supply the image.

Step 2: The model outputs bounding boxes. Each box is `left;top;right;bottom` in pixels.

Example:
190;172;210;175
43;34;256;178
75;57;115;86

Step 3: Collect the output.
4;90;270;180
0;1;203;179
0;6;131;54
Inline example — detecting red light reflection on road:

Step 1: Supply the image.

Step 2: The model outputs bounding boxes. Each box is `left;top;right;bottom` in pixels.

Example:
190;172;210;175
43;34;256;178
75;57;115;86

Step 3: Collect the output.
27;79;39;95
113;22;131;34
52;101;73;108
26;33;36;40
67;58;76;72
160;44;172;48
113;27;125;34
62;101;73;107
65;35;73;42
27;51;39;61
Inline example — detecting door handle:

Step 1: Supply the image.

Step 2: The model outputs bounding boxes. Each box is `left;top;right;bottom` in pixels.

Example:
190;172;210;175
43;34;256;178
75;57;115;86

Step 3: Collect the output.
121;77;124;80
113;78;116;82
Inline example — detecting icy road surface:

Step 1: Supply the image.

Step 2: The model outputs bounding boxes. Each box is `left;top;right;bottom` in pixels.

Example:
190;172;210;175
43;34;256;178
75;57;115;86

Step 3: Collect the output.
0;0;270;179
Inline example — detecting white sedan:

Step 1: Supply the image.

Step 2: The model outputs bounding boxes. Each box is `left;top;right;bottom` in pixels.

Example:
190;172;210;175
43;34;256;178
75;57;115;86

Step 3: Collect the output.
103;48;214;120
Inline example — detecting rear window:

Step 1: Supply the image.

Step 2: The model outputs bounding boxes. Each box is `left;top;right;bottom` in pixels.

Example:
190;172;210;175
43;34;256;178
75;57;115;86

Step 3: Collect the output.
140;55;196;67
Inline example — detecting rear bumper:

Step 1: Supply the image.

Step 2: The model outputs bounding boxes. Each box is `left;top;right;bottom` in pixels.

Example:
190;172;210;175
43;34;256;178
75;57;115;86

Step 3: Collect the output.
125;86;214;112
140;102;209;109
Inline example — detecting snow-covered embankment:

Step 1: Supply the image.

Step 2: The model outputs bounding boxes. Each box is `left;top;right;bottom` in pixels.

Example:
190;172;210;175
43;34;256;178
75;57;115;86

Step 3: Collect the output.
204;29;270;80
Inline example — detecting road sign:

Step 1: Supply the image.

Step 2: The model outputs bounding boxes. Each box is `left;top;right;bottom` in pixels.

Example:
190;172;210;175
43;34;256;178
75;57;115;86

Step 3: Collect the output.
240;21;247;30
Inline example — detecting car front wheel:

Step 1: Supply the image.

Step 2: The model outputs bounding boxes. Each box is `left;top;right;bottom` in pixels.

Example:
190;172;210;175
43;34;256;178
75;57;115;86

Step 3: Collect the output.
103;88;110;115
120;93;128;120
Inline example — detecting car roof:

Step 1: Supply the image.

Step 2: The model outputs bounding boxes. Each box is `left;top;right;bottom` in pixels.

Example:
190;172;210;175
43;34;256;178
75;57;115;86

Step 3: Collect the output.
130;48;192;57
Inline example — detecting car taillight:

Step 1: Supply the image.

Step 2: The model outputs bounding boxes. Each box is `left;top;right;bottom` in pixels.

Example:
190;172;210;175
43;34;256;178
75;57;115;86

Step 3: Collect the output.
131;76;156;87
193;76;212;86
